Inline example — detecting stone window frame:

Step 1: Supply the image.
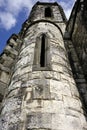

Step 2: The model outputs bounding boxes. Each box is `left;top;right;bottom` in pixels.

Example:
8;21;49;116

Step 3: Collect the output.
33;33;51;71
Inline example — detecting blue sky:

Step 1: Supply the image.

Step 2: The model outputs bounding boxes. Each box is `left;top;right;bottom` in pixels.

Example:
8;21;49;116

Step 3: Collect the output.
0;0;75;54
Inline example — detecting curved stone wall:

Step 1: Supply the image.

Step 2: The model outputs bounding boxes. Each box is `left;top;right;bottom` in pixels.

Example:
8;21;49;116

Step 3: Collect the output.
0;22;86;130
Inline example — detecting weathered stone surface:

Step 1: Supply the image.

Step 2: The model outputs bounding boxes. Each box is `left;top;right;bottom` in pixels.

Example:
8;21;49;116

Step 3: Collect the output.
0;71;10;84
26;113;52;129
32;84;50;99
0;1;87;130
2;97;21;114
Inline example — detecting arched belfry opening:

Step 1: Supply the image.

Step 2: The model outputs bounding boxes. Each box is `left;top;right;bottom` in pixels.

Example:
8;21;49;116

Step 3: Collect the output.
45;7;52;17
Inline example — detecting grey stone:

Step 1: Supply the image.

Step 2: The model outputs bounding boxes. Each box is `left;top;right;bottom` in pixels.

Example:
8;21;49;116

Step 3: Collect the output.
0;1;87;130
26;113;52;129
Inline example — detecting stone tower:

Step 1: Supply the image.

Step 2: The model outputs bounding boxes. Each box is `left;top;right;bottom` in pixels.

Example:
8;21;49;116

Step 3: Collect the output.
0;1;87;130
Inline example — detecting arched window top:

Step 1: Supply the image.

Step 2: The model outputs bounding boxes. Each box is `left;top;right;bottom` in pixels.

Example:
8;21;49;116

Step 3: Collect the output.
45;7;52;17
39;33;46;39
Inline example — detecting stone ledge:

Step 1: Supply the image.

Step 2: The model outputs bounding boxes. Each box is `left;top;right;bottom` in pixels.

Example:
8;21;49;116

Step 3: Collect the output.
0;64;10;73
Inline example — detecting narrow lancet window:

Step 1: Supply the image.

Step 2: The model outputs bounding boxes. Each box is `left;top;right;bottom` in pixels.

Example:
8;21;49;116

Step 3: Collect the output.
40;34;45;67
33;33;51;71
45;7;52;17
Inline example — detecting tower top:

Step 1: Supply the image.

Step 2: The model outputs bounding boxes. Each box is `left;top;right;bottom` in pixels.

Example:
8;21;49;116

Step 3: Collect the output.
20;1;67;38
28;1;67;23
34;1;58;5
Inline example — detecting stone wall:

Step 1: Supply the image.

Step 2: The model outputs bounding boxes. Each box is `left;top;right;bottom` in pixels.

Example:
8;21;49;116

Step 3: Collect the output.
0;1;87;130
64;0;87;123
29;2;66;23
20;2;66;38
66;0;87;80
0;22;86;130
0;34;22;108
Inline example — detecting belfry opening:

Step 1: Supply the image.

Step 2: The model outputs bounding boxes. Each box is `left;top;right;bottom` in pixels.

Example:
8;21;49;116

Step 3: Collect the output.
45;7;52;17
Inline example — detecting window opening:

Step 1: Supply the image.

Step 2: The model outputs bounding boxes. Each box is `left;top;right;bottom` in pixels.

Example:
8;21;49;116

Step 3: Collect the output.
0;93;3;102
45;7;52;17
40;34;45;67
33;33;51;71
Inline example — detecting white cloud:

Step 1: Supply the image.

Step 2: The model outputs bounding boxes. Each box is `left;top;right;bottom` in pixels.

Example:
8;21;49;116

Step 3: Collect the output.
59;0;75;19
0;0;5;7
0;12;16;30
5;0;33;16
65;9;72;19
0;0;75;30
0;0;34;30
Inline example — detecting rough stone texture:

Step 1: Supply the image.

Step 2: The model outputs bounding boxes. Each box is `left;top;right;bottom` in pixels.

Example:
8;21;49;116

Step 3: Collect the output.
65;0;87;114
66;0;87;80
0;34;22;109
0;1;87;130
